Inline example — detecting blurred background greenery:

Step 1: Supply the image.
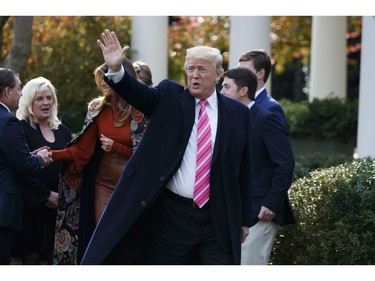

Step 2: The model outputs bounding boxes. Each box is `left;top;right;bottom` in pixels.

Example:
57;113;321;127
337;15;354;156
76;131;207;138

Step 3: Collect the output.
1;16;362;140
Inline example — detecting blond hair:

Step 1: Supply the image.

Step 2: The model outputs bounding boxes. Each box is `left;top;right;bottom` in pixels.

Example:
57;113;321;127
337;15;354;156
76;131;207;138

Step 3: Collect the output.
90;58;137;127
16;76;61;130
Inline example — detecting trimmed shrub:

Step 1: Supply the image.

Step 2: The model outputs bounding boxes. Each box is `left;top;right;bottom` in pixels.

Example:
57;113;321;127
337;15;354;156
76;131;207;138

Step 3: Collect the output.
280;98;358;141
270;159;375;264
293;153;353;180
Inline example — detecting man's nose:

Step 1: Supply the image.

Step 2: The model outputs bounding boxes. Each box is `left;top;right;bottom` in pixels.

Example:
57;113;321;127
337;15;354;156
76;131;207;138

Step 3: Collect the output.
192;69;200;77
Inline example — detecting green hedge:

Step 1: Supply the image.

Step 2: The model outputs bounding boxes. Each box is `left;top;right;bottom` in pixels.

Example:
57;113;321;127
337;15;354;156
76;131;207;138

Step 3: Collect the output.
280;98;358;140
293;152;353;180
270;159;375;264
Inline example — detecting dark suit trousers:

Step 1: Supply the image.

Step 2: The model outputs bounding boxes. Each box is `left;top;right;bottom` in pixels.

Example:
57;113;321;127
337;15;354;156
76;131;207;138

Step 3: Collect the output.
0;226;12;265
145;189;233;265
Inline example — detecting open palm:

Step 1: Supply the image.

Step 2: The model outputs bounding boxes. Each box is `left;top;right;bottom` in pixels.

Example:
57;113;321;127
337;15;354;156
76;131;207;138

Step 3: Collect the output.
97;29;129;71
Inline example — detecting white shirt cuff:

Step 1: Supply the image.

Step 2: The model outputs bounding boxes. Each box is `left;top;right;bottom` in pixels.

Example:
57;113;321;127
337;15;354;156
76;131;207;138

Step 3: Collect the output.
105;65;124;83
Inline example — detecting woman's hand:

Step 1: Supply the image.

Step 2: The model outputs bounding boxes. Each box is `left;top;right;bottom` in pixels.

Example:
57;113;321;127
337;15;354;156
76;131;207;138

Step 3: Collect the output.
32;146;50;155
100;134;114;152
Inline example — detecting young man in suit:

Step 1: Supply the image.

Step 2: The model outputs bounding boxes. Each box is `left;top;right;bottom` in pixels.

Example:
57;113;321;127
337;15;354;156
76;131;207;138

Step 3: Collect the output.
80;29;253;265
238;49;287;127
221;67;295;265
0;68;56;264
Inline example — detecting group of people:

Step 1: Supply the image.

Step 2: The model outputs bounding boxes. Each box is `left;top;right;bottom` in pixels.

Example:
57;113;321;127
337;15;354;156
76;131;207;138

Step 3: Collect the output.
80;30;295;265
0;28;295;266
0;56;153;265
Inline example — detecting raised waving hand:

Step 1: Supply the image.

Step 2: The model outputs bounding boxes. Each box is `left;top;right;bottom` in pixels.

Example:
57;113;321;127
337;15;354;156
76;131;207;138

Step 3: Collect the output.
97;29;129;72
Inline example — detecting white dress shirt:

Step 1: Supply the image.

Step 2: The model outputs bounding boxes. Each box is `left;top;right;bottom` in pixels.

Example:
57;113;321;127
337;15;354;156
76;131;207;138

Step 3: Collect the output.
167;91;218;198
247;100;255;109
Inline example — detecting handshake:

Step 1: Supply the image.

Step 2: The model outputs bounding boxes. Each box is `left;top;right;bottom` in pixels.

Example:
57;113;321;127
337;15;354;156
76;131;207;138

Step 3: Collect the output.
33;146;53;168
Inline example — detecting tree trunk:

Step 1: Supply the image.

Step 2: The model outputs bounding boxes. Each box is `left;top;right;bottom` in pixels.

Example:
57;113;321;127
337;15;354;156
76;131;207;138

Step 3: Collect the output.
0;16;10;56
3;16;33;77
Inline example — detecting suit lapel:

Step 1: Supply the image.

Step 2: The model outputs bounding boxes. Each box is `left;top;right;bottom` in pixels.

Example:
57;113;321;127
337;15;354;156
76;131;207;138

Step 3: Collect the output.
179;91;236;165
212;92;235;164
249;103;258;126
180;89;195;149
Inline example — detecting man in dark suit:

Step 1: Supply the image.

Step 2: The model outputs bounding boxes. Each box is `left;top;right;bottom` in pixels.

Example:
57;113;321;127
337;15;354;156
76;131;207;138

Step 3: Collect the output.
238;49;287;127
0;68;55;264
80;29;252;265
221;67;295;265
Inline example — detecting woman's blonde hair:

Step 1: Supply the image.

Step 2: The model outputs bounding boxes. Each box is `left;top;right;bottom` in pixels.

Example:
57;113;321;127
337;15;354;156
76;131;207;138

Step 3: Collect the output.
90;58;138;127
16;76;61;130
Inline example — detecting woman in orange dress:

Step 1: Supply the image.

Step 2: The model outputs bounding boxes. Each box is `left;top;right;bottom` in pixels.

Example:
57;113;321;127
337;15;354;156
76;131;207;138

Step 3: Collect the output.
52;59;149;265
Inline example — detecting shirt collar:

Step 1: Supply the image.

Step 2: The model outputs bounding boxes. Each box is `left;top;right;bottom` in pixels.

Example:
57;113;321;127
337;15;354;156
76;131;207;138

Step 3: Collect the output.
195;89;217;109
247;100;255;109
0;102;11;112
255;86;266;98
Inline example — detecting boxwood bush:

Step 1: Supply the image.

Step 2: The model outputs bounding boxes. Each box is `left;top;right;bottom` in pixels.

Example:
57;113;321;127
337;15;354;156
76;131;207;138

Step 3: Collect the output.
280;98;358;140
293;152;353;180
270;158;375;264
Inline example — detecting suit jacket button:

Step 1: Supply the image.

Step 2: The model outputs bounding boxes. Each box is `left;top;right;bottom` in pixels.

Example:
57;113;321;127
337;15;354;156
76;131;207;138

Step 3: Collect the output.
160;176;165;181
141;201;146;207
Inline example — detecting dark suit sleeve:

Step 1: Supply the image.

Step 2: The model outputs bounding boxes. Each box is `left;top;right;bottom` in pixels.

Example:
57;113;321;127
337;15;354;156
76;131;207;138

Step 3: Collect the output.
261;114;295;213
2;117;50;207
2;117;43;173
105;68;181;118
268;103;286;128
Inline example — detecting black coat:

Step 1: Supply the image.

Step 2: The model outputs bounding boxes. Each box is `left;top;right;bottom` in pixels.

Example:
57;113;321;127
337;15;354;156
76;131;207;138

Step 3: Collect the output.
81;71;253;265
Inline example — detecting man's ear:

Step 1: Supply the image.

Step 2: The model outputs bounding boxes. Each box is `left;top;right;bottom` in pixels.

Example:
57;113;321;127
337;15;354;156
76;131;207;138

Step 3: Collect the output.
4;87;11;99
215;72;223;83
240;86;248;97
257;68;265;81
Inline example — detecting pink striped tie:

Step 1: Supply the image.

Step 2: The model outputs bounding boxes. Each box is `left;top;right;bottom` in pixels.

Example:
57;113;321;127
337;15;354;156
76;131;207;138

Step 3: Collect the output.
193;99;212;208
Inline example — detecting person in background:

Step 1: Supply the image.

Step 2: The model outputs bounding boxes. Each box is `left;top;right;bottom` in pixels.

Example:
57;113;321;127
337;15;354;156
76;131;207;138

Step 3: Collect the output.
12;76;72;265
80;29;252;265
221;67;295;265
133;60;153;86
238;49;286;127
51;59;149;265
0;68;55;265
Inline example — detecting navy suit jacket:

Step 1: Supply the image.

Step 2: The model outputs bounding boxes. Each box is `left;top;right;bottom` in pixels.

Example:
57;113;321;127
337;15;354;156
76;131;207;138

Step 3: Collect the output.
249;103;295;226
0;104;50;231
255;89;286;127
81;70;252;265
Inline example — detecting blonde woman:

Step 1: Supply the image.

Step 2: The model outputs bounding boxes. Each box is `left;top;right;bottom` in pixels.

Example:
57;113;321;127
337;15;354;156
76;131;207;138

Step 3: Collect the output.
15;76;72;264
51;58;149;265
